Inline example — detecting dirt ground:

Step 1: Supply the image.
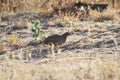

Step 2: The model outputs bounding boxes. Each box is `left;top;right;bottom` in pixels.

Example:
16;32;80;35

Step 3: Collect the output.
0;13;120;80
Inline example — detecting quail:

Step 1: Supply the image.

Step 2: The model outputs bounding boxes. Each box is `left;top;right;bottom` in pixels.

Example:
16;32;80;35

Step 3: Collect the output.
43;32;71;46
43;32;72;56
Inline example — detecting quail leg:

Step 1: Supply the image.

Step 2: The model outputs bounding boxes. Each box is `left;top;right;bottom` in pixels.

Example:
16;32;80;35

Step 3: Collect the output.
56;44;61;54
51;43;55;56
48;43;55;57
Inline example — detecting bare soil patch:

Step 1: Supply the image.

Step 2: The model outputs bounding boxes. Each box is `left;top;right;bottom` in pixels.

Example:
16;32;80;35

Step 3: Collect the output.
0;13;120;80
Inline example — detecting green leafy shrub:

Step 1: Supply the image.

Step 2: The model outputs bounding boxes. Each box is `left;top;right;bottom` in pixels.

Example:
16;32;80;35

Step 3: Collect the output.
31;20;41;41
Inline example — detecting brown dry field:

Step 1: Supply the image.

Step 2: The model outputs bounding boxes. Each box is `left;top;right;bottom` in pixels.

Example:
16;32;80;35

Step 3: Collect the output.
0;9;120;80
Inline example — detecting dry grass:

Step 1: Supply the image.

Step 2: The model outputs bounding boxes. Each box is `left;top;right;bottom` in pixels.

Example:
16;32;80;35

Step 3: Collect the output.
0;0;120;24
0;55;120;80
89;8;120;22
0;0;120;16
101;8;120;21
49;11;80;25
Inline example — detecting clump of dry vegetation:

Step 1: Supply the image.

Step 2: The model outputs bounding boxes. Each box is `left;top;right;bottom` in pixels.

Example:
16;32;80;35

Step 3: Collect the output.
0;0;120;18
89;8;120;21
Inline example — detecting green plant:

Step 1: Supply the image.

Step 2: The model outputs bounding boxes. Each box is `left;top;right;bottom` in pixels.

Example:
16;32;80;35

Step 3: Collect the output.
31;68;36;76
32;20;41;41
8;33;19;46
62;21;77;30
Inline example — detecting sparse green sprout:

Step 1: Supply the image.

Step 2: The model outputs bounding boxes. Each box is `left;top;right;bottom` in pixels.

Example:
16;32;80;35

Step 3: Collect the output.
63;21;77;29
44;32;48;38
32;20;41;41
31;68;36;76
8;33;19;46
